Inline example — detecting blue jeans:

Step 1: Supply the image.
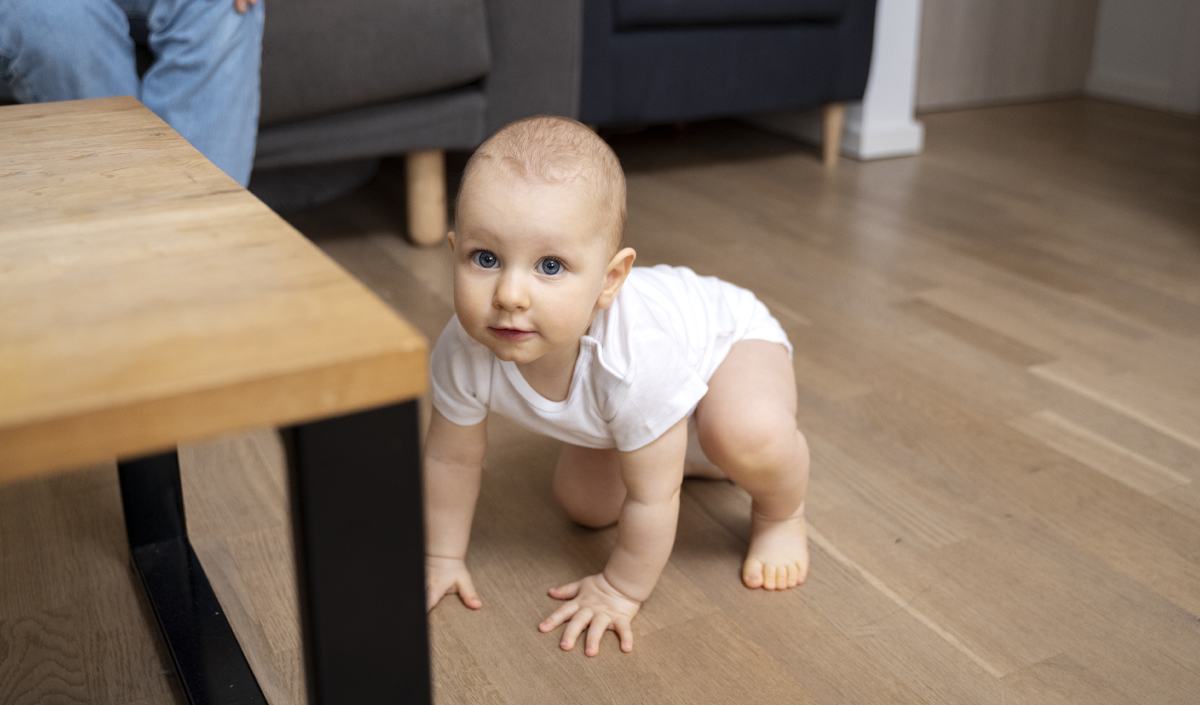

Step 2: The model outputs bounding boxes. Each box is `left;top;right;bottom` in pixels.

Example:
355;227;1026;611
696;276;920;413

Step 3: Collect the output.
0;0;263;186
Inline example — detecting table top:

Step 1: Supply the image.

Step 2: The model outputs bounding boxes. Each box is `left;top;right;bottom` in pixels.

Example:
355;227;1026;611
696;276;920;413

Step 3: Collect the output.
0;97;428;485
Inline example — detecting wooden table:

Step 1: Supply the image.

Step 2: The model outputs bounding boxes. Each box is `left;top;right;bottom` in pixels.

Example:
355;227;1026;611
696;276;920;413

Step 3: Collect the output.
0;97;431;705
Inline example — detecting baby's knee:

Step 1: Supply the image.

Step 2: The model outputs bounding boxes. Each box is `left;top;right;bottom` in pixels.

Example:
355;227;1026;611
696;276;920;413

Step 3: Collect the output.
552;467;620;529
554;484;618;529
794;428;811;470
701;412;801;477
564;506;619;530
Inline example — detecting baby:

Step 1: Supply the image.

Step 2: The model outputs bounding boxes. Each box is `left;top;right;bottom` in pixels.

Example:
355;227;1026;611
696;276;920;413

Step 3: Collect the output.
423;116;810;657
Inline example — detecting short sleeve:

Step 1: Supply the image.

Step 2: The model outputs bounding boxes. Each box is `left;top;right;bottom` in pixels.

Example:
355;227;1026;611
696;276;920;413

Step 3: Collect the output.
429;316;492;426
604;329;708;452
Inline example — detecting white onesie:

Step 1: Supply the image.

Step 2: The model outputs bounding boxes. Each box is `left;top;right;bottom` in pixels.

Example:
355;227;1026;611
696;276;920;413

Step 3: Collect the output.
430;264;792;453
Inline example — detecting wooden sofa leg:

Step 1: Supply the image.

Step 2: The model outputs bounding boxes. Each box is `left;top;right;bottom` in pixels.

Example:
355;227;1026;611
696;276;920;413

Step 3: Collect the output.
823;103;846;167
405;149;446;246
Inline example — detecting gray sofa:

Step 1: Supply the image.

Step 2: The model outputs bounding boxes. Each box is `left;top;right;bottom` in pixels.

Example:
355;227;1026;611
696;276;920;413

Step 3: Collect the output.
256;0;580;169
253;0;583;243
0;0;584;244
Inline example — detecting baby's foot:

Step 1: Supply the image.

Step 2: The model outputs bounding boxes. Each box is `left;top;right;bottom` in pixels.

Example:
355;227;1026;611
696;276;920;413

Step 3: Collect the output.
743;504;809;590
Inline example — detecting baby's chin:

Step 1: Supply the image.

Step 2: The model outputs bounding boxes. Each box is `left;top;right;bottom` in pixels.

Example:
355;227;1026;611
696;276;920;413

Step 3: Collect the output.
472;334;546;365
489;347;536;364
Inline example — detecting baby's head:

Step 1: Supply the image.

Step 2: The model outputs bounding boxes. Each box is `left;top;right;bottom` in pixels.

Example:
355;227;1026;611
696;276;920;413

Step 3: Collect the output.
456;115;626;254
449;116;636;366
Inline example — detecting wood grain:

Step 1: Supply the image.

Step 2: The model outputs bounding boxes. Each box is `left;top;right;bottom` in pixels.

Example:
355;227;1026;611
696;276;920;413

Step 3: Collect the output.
1009;409;1191;495
0;610;88;705
0;97;427;485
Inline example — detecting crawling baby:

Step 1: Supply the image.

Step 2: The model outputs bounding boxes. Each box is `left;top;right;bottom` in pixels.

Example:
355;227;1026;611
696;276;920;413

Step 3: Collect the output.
423;116;810;657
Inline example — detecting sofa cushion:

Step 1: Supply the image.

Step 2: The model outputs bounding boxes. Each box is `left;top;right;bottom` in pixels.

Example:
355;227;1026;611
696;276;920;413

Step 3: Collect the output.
255;88;487;169
260;0;491;126
613;0;847;29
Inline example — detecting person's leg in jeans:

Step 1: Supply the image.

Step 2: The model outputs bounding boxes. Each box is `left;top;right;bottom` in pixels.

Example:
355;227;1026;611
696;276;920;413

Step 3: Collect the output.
135;0;264;186
0;0;139;104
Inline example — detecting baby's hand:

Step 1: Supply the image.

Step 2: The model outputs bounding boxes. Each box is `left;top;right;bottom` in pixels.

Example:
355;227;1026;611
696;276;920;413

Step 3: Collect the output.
426;556;482;612
539;573;639;656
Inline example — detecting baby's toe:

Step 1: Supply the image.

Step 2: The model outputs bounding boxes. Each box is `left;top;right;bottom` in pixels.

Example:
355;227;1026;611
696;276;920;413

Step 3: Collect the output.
776;564;791;590
785;563;799;588
742;557;765;589
764;563;781;590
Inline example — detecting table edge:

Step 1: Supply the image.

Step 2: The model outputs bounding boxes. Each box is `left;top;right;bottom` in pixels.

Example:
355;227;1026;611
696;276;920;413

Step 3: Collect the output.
0;347;428;485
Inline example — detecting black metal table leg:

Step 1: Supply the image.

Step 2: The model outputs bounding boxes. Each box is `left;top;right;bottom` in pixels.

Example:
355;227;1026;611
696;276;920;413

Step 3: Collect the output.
282;400;431;705
118;451;267;705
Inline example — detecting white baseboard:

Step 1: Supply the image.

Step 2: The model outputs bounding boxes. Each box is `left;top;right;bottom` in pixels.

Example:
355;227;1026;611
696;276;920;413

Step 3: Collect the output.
843;119;924;160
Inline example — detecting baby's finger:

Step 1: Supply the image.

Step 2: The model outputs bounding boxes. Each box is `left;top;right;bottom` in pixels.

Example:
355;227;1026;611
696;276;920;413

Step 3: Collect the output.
426;577;451;612
613;618;634;653
560;609;593;651
539;601;579;633
548;581;581;600
456;574;482;609
585;615;612;657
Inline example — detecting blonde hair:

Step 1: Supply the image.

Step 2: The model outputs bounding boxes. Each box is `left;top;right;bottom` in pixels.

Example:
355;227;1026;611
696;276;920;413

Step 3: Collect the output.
457;116;626;253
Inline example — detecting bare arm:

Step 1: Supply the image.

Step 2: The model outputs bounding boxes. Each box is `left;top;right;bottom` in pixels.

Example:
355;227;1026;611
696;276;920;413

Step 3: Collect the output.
424;407;488;611
539;417;688;655
605;417;688;601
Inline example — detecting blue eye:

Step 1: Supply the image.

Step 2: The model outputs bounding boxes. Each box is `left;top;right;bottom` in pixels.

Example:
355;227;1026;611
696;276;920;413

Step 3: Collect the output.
472;250;498;268
538;258;563;276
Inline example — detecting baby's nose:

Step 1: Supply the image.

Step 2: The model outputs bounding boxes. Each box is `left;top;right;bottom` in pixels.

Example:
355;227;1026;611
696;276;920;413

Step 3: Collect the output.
493;273;530;310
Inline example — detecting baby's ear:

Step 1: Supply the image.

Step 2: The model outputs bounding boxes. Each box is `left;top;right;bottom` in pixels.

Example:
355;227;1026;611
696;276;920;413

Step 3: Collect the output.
598;247;637;309
447;231;456;251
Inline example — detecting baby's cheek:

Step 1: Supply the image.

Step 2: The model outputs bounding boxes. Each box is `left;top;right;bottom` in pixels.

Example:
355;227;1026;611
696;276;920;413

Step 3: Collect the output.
566;293;599;330
456;283;489;323
533;281;595;341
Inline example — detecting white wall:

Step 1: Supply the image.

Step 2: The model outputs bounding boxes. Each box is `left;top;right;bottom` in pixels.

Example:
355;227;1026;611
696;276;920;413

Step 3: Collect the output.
916;0;1100;111
1086;0;1200;115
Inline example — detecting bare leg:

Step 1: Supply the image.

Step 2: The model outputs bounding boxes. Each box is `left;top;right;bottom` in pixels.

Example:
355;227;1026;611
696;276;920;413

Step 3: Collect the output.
684;414;728;480
553;444;624;529
695;340;810;590
554;426;729;528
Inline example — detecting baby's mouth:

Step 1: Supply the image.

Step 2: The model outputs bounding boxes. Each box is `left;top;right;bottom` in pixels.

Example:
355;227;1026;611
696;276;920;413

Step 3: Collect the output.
489;327;535;341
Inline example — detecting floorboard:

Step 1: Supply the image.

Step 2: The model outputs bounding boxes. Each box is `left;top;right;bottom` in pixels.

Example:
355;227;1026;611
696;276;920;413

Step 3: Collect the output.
2;98;1198;703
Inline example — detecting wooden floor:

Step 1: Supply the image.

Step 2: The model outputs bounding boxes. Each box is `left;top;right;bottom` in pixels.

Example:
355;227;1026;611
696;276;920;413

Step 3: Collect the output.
3;98;1200;704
